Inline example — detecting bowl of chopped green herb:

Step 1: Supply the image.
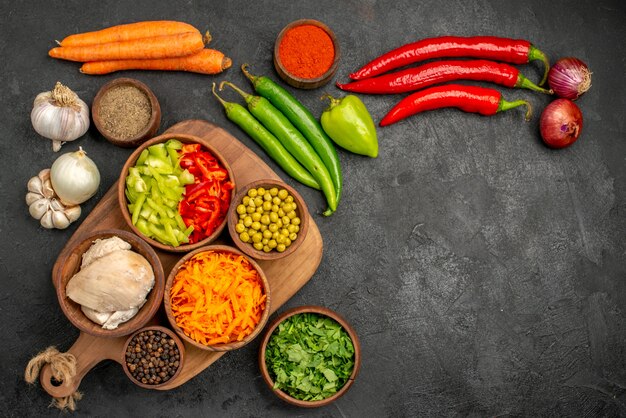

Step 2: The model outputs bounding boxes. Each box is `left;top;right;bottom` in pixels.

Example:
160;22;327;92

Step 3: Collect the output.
258;305;361;407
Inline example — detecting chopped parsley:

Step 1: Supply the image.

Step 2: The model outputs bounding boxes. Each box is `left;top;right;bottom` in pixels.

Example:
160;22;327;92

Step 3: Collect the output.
264;312;355;401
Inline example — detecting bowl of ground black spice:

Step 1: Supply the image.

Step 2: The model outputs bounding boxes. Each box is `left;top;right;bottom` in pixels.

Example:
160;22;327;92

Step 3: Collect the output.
92;77;161;148
274;19;340;89
122;326;184;389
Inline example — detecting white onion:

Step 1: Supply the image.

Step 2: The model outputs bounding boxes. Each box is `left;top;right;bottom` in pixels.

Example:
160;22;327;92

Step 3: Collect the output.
50;147;100;205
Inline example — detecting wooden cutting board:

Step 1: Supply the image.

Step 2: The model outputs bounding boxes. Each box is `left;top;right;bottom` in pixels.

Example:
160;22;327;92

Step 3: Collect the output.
40;119;323;397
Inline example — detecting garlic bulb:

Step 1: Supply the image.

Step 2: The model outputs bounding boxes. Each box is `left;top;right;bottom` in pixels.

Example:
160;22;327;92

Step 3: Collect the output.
31;82;90;152
26;168;81;229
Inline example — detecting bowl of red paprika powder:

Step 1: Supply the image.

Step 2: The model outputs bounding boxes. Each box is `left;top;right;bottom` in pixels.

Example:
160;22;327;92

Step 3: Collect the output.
274;19;340;89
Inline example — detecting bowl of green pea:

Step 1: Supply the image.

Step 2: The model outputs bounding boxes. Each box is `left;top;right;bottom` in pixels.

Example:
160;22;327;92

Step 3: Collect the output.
227;179;309;260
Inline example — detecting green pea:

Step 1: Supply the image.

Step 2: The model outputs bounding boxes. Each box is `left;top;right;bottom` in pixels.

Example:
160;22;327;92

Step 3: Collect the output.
252;232;263;243
276;243;286;252
287;224;297;233
252;212;262;222
256;206;264;213
235;223;246;234
278;189;288;200
242;196;251;206
287;211;297;220
246;206;255;214
251;221;261;230
239;231;250;242
263;229;273;239
263;201;272;211
282;203;293;213
289;232;298;241
269;223;279;233
276;219;283;228
276;234;286;244
257;187;266;196
269;212;279;223
291;217;301;226
253;242;264;251
268;239;277;249
271;204;280;213
285;196;294;204
284;237;292;247
272;231;280;240
247;188;257;198
282;216;290;225
278;209;285;217
260;224;267;232
261;214;271;225
281;228;290;236
269;187;278;196
243;216;253;227
236;204;247;215
272;196;281;206
263;245;271;253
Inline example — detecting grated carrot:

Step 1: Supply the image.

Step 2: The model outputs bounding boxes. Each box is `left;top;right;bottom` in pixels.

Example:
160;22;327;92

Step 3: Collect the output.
170;250;266;346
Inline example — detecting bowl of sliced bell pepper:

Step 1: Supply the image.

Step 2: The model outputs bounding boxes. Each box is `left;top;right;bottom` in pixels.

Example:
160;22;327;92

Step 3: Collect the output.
118;133;236;252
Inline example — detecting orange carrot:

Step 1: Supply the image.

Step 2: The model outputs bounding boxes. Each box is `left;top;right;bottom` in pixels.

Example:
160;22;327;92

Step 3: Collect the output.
58;20;201;47
80;49;232;75
49;32;204;62
169;251;267;346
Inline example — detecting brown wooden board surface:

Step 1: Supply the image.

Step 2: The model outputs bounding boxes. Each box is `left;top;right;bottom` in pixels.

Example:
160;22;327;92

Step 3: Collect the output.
40;119;323;397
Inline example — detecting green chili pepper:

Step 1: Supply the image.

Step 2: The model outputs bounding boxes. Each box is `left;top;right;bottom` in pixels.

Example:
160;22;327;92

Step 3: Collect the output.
212;84;320;191
320;94;379;158
242;64;342;216
220;81;337;216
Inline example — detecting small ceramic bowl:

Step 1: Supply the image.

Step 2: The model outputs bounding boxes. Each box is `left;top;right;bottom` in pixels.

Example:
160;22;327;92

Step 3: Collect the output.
118;132;236;253
92;77;161;148
258;305;361;407
53;229;165;338
273;19;340;89
122;325;185;389
164;245;271;352
227;179;309;261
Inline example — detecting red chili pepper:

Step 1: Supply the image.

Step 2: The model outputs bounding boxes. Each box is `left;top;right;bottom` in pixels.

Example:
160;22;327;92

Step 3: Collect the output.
177;146;234;244
379;84;532;127
350;36;550;86
338;60;552;95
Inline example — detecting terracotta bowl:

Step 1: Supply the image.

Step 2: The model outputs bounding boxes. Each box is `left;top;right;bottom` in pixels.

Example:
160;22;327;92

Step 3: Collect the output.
122;325;185;389
118;132;236;253
227;179;309;261
92;77;161;148
164;245;271;352
273;19;340;89
258;305;361;407
53;229;165;338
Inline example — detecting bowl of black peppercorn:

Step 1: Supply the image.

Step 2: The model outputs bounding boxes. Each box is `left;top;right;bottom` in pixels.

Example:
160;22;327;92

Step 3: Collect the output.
122;326;185;389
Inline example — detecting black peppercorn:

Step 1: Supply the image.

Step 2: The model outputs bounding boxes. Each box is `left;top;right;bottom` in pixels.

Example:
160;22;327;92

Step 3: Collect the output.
125;328;182;386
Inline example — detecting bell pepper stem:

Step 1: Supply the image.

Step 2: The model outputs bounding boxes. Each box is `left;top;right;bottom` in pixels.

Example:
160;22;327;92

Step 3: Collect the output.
515;74;553;95
528;45;550;87
498;99;532;121
320;93;341;109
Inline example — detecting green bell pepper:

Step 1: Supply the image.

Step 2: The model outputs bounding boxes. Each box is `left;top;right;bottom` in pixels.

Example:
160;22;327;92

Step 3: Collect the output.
320;94;379;158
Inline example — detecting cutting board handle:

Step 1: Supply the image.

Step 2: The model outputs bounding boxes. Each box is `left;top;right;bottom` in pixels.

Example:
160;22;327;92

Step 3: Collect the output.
40;332;126;398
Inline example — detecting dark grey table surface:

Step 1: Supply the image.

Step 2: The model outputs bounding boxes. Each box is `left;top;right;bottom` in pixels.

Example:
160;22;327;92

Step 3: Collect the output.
2;0;625;417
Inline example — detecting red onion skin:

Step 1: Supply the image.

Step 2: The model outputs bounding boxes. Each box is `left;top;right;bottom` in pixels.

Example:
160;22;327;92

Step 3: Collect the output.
548;57;591;100
540;99;583;149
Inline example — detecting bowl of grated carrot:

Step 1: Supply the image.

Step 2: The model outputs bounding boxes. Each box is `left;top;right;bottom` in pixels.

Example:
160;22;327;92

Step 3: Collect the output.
163;245;271;352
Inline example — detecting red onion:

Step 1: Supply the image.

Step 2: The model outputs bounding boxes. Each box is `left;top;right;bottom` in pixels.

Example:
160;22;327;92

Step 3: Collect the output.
539;99;583;149
547;57;591;100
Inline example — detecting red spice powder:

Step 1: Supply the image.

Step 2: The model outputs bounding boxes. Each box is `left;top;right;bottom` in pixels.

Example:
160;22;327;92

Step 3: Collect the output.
278;24;335;79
